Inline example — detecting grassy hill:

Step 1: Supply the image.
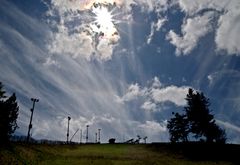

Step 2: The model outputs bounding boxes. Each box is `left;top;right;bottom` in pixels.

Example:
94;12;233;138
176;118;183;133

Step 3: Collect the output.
0;143;239;165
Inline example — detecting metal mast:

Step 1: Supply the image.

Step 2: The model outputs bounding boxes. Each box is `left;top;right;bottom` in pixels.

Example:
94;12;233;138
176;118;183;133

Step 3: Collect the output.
67;116;71;144
86;125;89;143
98;129;101;143
27;98;39;142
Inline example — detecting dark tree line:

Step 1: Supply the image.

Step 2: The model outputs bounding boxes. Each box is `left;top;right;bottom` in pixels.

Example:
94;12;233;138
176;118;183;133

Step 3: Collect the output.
167;88;226;143
0;82;19;145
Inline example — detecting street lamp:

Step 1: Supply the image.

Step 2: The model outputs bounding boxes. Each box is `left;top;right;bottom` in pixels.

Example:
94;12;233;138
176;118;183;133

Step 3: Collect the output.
86;125;89;143
67;116;71;144
98;129;101;143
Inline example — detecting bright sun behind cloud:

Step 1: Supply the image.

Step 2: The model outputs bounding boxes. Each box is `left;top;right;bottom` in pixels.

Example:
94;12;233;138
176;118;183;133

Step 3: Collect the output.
95;6;113;29
91;4;119;40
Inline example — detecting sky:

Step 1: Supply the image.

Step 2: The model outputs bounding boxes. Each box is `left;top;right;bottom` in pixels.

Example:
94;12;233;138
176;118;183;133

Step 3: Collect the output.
0;0;240;143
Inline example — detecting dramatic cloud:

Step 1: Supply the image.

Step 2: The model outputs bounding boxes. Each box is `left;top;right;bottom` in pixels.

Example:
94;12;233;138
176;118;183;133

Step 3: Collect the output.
2;0;240;144
46;0;170;61
172;0;240;56
118;77;192;111
48;0;124;12
215;7;240;55
151;85;190;106
167;12;214;55
0;0;136;142
46;0;125;61
1;1;176;142
117;83;146;102
48;30;95;60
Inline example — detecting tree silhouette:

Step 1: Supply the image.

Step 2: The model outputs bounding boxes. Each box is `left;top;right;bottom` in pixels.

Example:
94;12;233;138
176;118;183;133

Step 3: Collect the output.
0;82;19;144
109;138;115;144
167;112;189;143
167;88;226;143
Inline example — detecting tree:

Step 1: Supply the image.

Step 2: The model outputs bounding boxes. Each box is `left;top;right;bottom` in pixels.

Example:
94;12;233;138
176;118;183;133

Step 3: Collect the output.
109;138;115;144
0;82;19;144
167;112;189;142
167;88;226;143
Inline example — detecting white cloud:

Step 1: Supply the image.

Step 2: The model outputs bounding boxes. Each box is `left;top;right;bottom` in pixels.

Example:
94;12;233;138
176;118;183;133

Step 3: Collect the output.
135;0;169;12
176;0;240;56
151;85;189;106
215;6;240;55
48;0;170;15
177;0;225;15
46;1;124;61
96;39;114;61
152;76;162;88
147;23;156;44
141;101;157;111
46;0;171;61
167;12;213;56
48;30;95;60
147;17;166;44
49;0;125;13
156;18;166;31
119;83;146;102
47;0;240;60
118;77;192;110
139;120;167;133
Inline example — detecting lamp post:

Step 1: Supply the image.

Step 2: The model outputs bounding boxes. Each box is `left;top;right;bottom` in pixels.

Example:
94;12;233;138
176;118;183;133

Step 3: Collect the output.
67;116;71;144
95;132;97;143
27;98;39;142
98;129;101;143
86;125;89;143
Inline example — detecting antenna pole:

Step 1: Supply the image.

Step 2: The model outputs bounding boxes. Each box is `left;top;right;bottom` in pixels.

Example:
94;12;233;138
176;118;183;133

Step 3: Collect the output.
98;129;101;143
67;116;71;144
27;98;39;142
86;125;89;143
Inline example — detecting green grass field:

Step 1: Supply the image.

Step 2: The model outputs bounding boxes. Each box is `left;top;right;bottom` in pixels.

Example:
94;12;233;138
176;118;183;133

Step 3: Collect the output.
0;143;239;165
